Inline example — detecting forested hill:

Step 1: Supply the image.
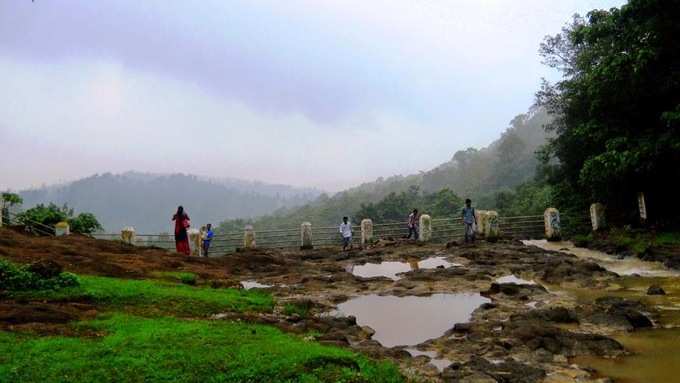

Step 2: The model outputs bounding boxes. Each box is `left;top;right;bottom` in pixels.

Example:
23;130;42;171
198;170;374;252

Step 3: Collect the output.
219;107;551;230
19;172;321;233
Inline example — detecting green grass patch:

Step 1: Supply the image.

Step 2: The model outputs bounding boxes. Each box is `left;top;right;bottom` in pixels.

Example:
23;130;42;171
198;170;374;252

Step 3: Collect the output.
0;314;403;383
654;232;680;246
283;302;311;318
153;271;199;286
9;275;273;316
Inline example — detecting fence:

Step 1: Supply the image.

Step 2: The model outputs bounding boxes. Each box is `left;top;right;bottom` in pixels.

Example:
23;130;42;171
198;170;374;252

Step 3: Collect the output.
2;206;593;255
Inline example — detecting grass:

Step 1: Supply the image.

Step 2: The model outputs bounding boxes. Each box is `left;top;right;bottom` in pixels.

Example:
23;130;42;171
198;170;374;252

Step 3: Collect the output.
9;275;273;316
0;314;403;383
283;302;312;318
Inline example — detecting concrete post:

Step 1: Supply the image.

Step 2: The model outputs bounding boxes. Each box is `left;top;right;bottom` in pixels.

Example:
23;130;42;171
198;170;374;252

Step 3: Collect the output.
360;219;374;246
485;211;500;242
55;221;70;236
637;192;648;222
188;228;201;256
0;198;4;227
418;214;432;242
300;222;313;249
544;208;561;241
590;203;606;231
121;226;135;244
474;210;488;237
244;225;256;249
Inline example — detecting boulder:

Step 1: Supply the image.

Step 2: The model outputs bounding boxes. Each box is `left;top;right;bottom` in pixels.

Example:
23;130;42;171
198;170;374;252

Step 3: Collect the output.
647;285;666;295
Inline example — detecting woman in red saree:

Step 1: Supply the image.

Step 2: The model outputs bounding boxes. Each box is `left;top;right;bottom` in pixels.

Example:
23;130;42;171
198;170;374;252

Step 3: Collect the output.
172;206;191;255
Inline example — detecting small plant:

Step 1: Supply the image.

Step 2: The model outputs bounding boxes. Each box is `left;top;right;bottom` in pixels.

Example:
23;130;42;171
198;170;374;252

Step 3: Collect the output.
283;300;313;318
0;259;79;291
179;273;197;286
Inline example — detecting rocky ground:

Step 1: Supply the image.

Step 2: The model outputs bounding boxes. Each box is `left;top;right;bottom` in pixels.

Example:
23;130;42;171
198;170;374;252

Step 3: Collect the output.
1;227;673;382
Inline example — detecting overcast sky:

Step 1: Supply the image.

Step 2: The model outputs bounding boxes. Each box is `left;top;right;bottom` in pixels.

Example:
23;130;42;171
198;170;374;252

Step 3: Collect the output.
0;0;624;192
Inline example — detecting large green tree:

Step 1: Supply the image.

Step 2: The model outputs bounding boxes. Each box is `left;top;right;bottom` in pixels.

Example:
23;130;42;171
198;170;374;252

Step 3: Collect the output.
537;0;680;223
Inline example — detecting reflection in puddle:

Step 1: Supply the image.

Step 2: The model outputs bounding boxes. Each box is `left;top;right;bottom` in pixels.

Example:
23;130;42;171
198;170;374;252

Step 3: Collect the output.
573;328;680;383
240;280;271;289
336;293;490;347
348;256;462;280
496;275;536;285
405;348;452;371
523;240;679;277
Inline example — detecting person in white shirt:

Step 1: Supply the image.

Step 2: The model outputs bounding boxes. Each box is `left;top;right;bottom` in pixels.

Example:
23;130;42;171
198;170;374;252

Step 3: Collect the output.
339;216;352;250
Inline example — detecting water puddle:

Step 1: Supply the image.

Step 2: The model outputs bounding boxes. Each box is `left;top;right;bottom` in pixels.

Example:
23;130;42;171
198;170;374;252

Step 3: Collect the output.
335;293;490;347
573;328;680;383
523;240;679;277
495;275;536;285
405;348;452;371
240;280;271;289
348;256;461;280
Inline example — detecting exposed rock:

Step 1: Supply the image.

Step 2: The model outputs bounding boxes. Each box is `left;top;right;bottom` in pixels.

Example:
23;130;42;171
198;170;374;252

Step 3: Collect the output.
647;285;666;295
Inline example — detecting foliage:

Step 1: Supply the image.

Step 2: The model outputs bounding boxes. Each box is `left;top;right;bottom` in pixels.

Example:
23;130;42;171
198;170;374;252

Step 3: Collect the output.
492;181;554;217
16;203;102;234
355;186;464;223
0;314;403;383
0;259;79;291
10;274;273;316
537;0;680;224
1;192;23;207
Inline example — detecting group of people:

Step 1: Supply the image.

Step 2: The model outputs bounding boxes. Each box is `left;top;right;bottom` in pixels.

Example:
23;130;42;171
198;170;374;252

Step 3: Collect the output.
172;199;479;256
337;198;479;251
172;206;214;257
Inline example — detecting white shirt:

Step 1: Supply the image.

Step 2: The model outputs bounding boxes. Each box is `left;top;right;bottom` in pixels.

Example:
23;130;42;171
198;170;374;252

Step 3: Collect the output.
339;222;352;238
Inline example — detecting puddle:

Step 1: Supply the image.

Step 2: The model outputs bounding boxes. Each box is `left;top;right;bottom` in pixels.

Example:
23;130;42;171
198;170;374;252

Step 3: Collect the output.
405;348;452;371
240;281;271;289
523;240;679;277
573;328;680;383
335;293;490;347
348;256;461;280
495;275;536;285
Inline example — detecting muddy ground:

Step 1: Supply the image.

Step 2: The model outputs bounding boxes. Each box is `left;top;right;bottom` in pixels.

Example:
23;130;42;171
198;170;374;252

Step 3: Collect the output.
0;227;671;382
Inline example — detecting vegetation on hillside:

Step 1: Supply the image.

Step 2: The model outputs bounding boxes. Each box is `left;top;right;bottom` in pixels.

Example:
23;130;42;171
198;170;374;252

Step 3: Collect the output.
219;108;552;231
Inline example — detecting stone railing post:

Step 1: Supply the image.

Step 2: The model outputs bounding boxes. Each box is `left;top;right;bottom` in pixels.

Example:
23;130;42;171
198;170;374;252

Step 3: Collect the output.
418;214;432;242
360;219;373;246
188;228;201;256
485;211;499;242
544;208;561;241
121;226;135;244
300;222;313;250
55;221;70;236
474;210;488;237
590;203;606;231
244;225;256;249
637;192;648;222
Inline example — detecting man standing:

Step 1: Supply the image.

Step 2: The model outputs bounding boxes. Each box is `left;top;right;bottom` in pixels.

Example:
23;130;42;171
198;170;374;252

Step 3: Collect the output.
339;216;353;251
202;223;214;257
461;199;477;243
407;209;419;240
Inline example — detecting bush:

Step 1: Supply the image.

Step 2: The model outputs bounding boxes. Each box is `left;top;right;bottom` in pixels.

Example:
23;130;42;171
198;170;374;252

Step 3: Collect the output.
179;273;197;286
17;203;102;234
0;259;79;291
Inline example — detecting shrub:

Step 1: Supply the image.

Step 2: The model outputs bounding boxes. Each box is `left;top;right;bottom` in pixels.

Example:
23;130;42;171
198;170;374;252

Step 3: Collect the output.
179;273;197;286
0;259;79;291
16;203;102;234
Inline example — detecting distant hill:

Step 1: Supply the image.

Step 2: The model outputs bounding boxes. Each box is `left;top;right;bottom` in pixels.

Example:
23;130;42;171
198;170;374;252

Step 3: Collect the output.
219;107;552;230
19;172;321;233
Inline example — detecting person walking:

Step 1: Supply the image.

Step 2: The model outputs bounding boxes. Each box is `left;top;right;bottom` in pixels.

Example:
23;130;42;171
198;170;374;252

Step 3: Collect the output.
172;206;191;255
202;223;214;257
461;199;477;243
407;208;419;240
339;216;353;251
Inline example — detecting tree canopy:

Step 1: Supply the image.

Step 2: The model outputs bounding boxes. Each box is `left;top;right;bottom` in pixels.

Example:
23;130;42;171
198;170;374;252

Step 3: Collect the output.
537;0;680;223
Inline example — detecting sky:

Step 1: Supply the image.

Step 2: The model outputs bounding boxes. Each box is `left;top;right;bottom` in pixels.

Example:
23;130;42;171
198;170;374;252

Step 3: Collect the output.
0;0;625;192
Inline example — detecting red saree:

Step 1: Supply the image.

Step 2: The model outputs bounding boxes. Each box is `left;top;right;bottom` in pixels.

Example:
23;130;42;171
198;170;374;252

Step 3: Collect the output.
173;213;191;255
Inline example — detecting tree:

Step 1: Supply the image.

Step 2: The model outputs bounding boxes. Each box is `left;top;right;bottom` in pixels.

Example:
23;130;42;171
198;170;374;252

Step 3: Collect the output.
537;0;680;224
1;192;23;224
17;203;102;234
